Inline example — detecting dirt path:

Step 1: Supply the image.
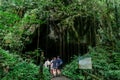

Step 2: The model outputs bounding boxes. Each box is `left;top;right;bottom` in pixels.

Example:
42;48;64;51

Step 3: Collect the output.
51;76;71;80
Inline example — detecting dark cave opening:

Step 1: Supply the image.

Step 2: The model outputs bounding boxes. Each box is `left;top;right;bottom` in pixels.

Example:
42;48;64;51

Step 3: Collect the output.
23;23;89;64
24;24;61;60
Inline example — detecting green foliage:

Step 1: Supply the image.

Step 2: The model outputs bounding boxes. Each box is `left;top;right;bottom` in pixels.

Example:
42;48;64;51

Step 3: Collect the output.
0;47;38;80
0;10;24;52
107;70;120;80
2;62;39;80
0;47;18;65
0;11;20;27
43;68;51;80
110;52;120;68
0;0;120;79
62;47;120;80
62;56;85;80
0;48;50;80
0;0;120;52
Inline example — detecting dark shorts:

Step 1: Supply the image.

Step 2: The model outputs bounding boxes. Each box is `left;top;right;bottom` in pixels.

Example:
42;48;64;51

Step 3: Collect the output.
57;65;62;69
53;66;57;69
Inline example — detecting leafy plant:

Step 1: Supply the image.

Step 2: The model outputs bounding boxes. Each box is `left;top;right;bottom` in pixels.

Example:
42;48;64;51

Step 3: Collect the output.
0;47;50;80
62;47;120;80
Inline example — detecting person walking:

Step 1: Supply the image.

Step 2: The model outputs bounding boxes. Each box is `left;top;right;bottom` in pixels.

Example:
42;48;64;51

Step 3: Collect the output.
44;58;51;72
51;57;57;77
56;56;63;76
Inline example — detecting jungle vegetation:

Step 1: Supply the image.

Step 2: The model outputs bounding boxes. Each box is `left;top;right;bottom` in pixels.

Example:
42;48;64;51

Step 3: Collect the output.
0;0;120;80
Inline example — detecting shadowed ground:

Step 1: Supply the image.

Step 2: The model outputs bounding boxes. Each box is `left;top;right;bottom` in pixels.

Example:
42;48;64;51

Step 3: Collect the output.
51;76;71;80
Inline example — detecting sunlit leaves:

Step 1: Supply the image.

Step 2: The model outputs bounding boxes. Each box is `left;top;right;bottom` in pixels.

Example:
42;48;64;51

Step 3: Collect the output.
0;11;20;28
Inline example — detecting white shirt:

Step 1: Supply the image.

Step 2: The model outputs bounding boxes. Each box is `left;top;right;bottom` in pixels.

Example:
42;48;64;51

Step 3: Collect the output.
44;60;50;68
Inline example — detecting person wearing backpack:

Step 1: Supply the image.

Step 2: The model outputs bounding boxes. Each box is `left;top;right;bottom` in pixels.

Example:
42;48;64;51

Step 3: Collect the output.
56;56;63;76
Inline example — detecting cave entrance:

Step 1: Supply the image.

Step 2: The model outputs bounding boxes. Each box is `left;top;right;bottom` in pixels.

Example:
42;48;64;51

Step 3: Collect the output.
24;24;61;60
24;16;96;63
24;25;88;64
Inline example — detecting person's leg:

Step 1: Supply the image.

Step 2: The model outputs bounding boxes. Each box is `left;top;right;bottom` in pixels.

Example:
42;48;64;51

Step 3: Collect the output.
57;66;61;76
58;69;61;75
53;69;57;77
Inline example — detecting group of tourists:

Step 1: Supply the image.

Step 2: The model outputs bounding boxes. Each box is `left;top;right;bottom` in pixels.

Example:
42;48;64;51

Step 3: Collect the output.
44;56;63;77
